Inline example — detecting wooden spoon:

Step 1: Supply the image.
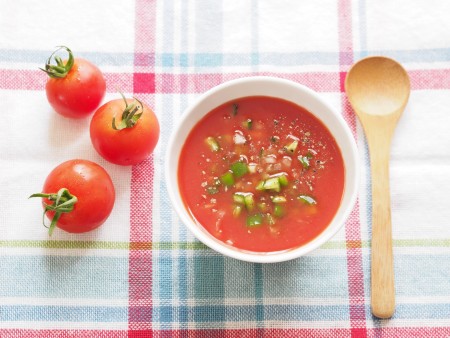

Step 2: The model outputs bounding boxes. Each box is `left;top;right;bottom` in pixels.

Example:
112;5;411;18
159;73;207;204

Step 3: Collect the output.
345;56;410;318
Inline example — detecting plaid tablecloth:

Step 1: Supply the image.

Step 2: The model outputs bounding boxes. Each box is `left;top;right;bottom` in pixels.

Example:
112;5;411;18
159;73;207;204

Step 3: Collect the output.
1;0;450;337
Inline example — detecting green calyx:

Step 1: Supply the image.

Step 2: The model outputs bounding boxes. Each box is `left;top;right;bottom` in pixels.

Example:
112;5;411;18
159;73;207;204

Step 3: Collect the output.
29;188;78;236
112;92;144;130
40;46;74;79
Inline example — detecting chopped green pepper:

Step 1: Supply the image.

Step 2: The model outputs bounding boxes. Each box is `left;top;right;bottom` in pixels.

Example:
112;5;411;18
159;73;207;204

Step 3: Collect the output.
246;214;263;227
233;193;245;204
230;161;249;178
220;171;235;186
273;205;285;218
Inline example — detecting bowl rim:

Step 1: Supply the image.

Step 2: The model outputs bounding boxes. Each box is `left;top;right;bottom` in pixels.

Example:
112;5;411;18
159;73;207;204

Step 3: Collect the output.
165;76;359;263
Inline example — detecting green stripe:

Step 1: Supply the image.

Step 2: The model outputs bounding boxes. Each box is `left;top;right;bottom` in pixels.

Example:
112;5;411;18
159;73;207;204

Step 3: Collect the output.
0;239;449;250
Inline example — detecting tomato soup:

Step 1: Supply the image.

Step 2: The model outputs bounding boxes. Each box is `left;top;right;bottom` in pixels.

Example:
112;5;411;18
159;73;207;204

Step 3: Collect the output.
178;96;345;252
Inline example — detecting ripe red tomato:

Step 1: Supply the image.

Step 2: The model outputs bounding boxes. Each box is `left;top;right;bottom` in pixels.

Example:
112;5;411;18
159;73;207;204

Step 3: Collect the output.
43;46;106;118
30;159;115;235
90;94;160;165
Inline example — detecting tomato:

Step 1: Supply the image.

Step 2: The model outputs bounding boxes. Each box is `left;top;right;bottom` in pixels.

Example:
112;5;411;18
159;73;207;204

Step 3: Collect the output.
43;46;106;118
30;159;115;235
90;94;160;165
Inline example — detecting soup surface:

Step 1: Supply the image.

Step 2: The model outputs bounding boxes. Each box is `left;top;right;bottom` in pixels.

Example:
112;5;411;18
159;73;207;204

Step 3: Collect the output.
178;96;345;252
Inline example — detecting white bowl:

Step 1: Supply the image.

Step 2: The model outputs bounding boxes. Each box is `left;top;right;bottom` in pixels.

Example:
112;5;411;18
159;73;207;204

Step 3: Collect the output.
165;76;359;263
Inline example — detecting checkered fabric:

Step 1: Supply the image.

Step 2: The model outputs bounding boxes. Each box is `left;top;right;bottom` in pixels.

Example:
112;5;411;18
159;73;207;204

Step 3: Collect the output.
1;0;450;337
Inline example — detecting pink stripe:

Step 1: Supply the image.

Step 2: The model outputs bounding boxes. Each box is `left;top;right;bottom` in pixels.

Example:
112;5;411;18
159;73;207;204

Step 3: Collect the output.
128;0;157;333
0;330;127;338
2;69;450;93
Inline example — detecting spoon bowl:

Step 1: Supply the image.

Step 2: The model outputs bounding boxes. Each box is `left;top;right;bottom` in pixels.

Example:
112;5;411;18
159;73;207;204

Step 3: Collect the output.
345;56;410;319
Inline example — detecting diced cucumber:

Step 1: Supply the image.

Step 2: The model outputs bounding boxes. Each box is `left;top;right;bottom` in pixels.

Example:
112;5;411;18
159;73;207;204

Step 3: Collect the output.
233;193;245;204
230;161;249;178
248;163;257;174
278;174;288;187
205;136;220;152
298;195;317;205
246;214;263;227
285;140;298;153
263;177;281;192
272;196;287;204
244;193;255;211
220;171;235;186
233;205;243;217
256;180;265;191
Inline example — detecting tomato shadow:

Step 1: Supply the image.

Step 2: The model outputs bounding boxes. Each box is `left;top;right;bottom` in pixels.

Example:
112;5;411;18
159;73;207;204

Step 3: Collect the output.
47;110;91;148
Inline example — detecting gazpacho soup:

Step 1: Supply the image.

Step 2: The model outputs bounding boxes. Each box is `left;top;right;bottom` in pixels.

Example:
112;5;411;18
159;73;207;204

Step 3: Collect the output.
178;96;345;252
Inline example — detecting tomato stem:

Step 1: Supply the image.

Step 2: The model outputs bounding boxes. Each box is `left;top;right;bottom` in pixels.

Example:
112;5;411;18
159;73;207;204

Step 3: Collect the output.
29;188;78;236
112;92;144;130
40;46;75;79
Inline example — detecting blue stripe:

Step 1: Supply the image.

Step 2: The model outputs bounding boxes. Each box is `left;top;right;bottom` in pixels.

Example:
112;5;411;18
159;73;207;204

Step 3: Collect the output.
254;264;264;324
262;256;349;298
0;256;127;299
3;302;450;323
0;49;133;66
159;94;175;242
264;304;349;321
1;305;126;322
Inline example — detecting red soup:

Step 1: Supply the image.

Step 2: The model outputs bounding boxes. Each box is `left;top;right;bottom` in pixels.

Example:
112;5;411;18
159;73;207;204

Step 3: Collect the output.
178;96;345;252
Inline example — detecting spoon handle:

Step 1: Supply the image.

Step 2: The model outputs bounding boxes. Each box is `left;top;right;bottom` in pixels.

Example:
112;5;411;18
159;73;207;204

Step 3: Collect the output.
362;115;397;319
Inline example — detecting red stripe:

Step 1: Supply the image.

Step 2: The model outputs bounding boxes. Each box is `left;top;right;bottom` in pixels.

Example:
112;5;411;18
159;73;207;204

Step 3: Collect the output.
128;0;157;333
337;0;368;336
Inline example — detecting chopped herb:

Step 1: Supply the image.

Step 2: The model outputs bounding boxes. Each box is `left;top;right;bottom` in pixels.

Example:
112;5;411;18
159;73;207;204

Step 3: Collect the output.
298;155;310;169
232;103;239;116
243;119;253;130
